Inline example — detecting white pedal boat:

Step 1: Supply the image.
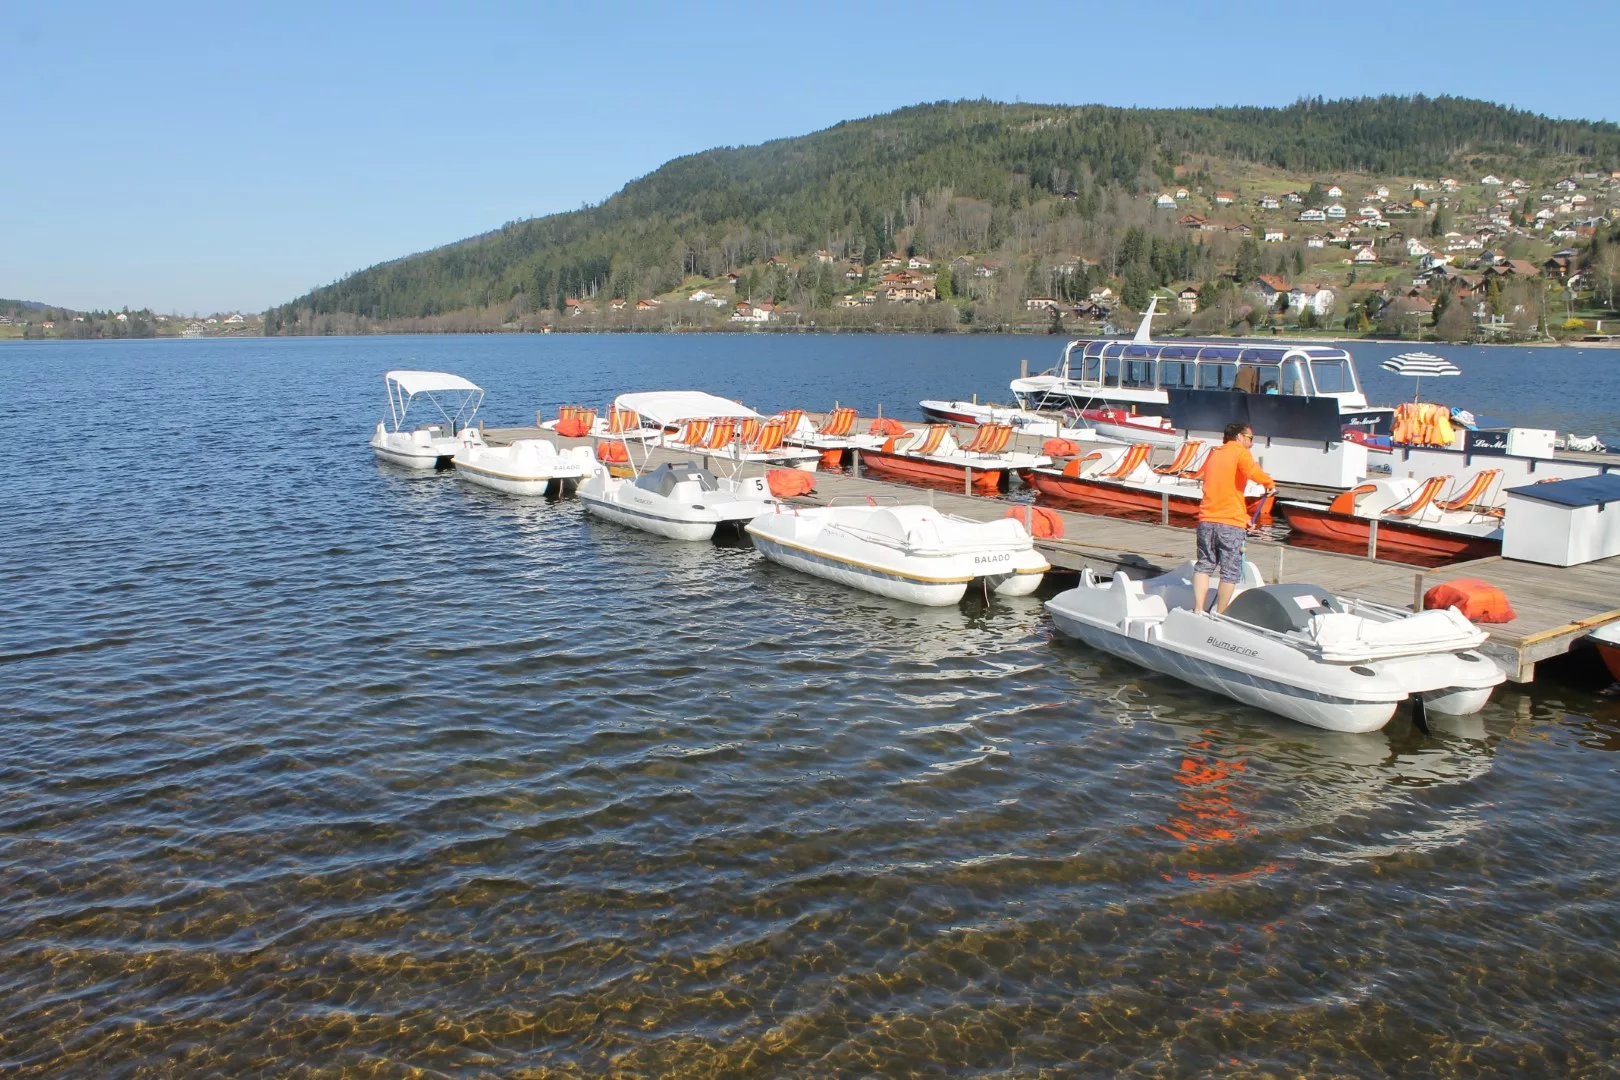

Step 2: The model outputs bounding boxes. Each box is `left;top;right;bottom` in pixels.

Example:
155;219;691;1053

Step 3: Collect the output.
624;391;820;472
746;502;1050;606
368;369;485;470
539;404;663;441
918;399;1105;442
1046;560;1505;733
578;459;778;541
782;406;890;465
452;439;595;496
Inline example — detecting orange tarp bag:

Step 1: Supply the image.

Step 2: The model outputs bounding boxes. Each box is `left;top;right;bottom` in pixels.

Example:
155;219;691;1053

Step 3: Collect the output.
555;416;591;438
1424;578;1516;623
1004;505;1064;539
1042;438;1081;458
869;417;906;437
596;442;629;463
767;469;815;498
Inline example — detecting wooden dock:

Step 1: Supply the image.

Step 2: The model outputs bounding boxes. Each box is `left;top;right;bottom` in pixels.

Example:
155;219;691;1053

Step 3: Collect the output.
485;420;1620;683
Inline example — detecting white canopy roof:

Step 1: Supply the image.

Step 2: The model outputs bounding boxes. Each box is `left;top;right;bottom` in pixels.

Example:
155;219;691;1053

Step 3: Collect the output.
384;370;483;396
614;391;760;425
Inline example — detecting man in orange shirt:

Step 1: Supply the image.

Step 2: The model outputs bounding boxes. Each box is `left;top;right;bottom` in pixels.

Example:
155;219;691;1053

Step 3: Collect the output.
1193;422;1276;615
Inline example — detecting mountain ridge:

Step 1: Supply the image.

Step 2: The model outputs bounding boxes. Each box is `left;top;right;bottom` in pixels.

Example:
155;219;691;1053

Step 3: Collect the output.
265;96;1620;333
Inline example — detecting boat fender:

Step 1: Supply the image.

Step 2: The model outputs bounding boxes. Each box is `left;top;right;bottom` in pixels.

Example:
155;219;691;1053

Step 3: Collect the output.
1423;578;1516;623
1004;505;1064;539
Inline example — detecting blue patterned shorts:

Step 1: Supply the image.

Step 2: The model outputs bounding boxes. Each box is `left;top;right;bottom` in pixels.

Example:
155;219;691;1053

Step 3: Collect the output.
1195;522;1247;584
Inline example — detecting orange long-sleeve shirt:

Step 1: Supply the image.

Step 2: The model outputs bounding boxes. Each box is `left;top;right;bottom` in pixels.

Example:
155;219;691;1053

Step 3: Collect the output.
1198;441;1274;528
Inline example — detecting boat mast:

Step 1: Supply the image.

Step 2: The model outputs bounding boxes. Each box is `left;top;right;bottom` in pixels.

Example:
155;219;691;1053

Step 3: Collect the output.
1132;296;1160;344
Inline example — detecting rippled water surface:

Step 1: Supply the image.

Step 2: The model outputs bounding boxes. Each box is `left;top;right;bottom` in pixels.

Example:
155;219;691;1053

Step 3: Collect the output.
3;335;1620;1078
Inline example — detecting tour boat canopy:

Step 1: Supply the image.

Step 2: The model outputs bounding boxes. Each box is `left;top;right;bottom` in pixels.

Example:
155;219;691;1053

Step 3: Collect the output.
381;369;484;432
614;391;762;426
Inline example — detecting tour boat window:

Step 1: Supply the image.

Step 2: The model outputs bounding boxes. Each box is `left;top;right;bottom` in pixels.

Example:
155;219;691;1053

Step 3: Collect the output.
1281;358;1310;396
1103;355;1121;387
1199;361;1236;390
1160;361;1195;389
1083;352;1103;384
1309;357;1352;393
1123;360;1155;388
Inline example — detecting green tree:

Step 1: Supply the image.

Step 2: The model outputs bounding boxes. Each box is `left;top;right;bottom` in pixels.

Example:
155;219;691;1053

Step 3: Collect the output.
1121;266;1152;311
1235;239;1261;283
1292;247;1305;276
935;264;953;301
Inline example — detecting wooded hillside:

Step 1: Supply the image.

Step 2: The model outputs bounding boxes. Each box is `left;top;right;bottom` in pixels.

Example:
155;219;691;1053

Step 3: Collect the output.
265;96;1620;334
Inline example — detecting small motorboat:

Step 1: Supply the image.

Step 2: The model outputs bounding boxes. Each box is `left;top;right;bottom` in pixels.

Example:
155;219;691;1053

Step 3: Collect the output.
1027;441;1273;523
626;391;821;471
746;502;1049;606
452;438;595;496
857;423;1051;494
783;407;890;469
368;370;485;469
1278;473;1503;563
578;459;777;541
1046;560;1505;733
1077;407;1184;448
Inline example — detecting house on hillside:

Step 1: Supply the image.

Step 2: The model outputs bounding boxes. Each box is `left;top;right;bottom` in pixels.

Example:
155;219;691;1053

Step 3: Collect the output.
1025;297;1061;311
689;289;717;303
1178;213;1209;228
1177;286;1200;314
1256;274;1291;301
1352;247;1380;265
1326;185;1344;199
1175;187;1190;199
1257;195;1280;210
1481;175;1502;186
635;299;660;311
886;279;936;302
1289;285;1335;317
1297;208;1326;222
1263;228;1286;242
1155;194;1177;209
814;249;834;263
1305;234;1326;248
845;264;864;280
908;255;932;270
1325;204;1347;219
730;302;776;323
608;298;627;312
1214;191;1235;205
223;313;245;324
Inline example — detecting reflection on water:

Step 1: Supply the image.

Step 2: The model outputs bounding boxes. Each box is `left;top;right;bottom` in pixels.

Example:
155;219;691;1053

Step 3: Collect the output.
2;337;1618;1077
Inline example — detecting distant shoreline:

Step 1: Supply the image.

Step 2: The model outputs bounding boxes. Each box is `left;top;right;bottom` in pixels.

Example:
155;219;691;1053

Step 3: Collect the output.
6;326;1617;348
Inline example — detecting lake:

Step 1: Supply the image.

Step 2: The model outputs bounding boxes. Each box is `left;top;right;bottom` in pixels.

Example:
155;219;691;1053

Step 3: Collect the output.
2;334;1618;1077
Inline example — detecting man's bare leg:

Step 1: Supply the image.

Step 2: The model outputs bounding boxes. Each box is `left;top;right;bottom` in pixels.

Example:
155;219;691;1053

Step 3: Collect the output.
1215;580;1236;614
1193;571;1212;613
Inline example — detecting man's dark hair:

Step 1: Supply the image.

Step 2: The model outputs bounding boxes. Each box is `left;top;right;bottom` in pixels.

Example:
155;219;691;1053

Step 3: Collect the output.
1223;422;1251;443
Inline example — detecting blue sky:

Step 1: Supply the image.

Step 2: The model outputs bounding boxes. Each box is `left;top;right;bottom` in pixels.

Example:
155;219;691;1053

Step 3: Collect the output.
3;1;1613;315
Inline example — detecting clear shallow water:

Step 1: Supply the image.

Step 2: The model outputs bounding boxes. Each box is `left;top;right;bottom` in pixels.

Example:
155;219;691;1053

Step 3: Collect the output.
2;335;1619;1077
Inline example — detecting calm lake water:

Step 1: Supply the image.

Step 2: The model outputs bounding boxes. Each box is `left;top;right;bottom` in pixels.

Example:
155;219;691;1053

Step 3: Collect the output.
3;334;1619;1077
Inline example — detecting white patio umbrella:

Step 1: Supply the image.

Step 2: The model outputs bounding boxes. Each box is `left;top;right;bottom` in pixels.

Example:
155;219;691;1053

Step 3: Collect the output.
1381;351;1461;401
